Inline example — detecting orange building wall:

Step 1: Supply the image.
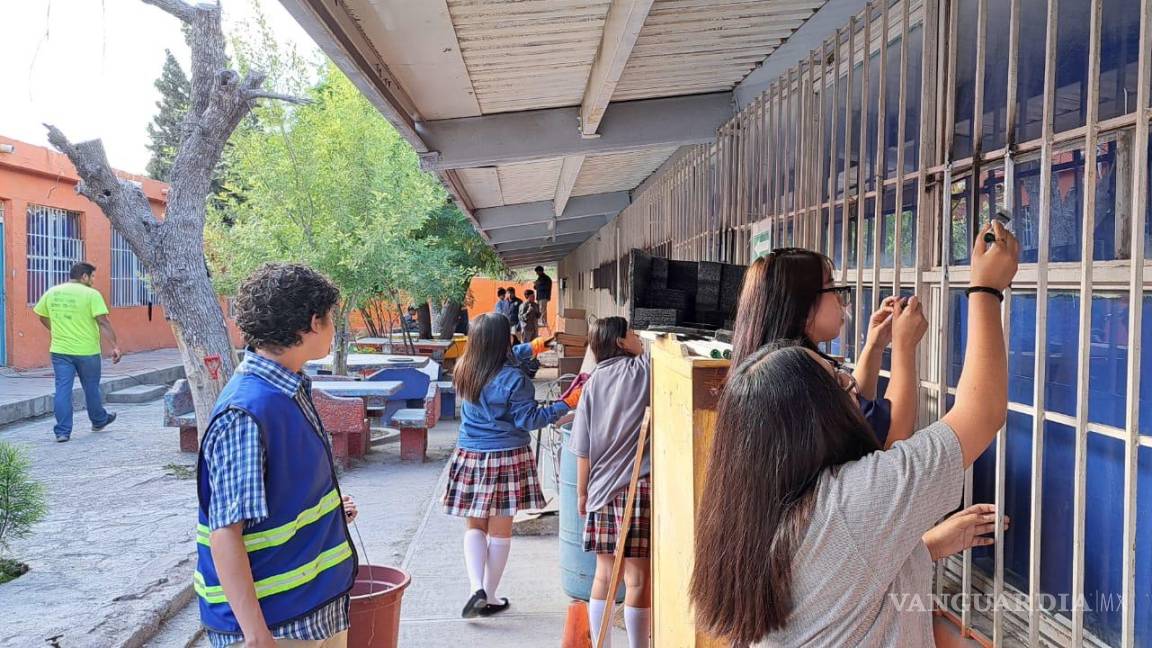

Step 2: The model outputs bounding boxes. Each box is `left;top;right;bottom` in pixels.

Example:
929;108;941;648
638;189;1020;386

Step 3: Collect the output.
467;276;558;327
0;136;182;369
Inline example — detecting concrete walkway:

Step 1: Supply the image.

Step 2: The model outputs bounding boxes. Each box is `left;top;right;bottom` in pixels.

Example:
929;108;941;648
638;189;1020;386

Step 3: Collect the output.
0;349;185;426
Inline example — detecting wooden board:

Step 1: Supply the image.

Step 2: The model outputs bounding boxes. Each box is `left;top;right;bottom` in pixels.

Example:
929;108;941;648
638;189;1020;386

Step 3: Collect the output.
650;335;729;648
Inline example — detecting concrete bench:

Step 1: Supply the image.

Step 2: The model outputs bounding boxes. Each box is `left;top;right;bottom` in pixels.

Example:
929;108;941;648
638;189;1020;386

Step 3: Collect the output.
436;381;456;420
312;389;369;469
391;408;431;462
164;379;199;453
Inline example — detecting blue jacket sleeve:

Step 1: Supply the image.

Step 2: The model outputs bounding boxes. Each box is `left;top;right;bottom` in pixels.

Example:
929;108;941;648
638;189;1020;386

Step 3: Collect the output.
511;343;535;364
506;372;570;431
860;396;892;447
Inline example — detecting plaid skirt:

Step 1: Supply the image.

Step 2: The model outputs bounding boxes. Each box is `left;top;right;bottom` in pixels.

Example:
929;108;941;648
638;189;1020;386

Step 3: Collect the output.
442;446;546;518
582;476;651;558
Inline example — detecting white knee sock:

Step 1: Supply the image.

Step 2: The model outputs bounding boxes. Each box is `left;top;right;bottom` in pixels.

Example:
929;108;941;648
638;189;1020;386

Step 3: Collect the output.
588;598;613;648
624;606;651;648
463;529;488;593
483;536;512;601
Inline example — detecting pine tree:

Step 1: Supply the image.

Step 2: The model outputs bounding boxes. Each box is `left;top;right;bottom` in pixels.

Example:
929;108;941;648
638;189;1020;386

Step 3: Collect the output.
145;50;191;182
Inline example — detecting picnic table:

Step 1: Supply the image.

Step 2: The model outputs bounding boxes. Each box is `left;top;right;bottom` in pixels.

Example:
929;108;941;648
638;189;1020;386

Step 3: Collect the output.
305;354;430;374
312;380;403;408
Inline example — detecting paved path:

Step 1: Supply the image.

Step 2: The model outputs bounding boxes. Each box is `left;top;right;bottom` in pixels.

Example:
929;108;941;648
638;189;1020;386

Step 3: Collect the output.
0;399;199;648
0;349;185;426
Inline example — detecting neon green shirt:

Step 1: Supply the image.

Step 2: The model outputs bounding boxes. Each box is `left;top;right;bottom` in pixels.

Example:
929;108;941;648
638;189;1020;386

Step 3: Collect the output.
33;282;109;356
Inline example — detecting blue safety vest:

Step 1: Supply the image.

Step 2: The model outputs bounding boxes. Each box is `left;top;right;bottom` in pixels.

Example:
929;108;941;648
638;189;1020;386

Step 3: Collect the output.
194;372;357;633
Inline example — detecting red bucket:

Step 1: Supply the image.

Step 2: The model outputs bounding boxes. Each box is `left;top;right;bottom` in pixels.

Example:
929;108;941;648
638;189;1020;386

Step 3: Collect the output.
348;565;412;648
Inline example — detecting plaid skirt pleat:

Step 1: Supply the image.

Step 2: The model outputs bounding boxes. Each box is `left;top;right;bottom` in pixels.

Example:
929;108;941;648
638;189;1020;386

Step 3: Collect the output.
582;476;651;558
442;446;546;518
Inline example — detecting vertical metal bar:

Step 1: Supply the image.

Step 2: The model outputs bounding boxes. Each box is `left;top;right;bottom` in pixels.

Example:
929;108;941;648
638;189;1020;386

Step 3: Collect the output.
916;0;941;303
855;4;873;353
1121;0;1151;644
792;64;803;245
842;18;857;281
770;81;780;241
994;2;1020;641
1070;2;1103;643
872;0;889;310
893;0;910;295
1028;0;1059;643
829;30;842;260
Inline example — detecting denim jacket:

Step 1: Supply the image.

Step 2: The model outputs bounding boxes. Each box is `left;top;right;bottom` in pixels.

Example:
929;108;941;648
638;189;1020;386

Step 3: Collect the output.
456;344;570;451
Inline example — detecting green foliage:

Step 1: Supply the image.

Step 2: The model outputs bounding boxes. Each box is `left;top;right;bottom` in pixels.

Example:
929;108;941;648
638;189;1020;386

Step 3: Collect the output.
0;443;47;556
145;50;191;182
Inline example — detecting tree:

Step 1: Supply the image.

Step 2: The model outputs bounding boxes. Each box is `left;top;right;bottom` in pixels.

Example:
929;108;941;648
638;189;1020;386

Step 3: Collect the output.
0;443;47;578
145;50;191;182
46;0;308;431
207;64;446;373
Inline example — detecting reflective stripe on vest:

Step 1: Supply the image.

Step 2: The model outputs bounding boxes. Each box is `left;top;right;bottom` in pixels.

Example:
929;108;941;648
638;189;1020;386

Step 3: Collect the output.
194;541;353;604
196;489;342;552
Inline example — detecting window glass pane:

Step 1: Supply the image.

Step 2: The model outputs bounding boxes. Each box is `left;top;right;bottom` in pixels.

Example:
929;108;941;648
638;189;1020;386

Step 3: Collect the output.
904;26;923;173
1050;149;1085;262
982;0;1011;151
837;67;849;197
1014;157;1043;263
833;206;845;269
1039;421;1075;601
867;49;881;189
1053;0;1091;133
1090;294;1129;428
1136;447;1152;646
953;0;979;160
950;178;972;266
1016;0;1048;143
972;411;1035;589
1142;295;1152;437
1010;293;1038;406
949;288;967;387
823;79;835;203
900;182;917;268
850;62;863;192
859;286;874;353
884;36;902;179
1082;433;1127;643
864;197;876;268
1099;0;1142;121
881;189;896;268
1046;292;1079;417
847;207;859;269
844;287;858;360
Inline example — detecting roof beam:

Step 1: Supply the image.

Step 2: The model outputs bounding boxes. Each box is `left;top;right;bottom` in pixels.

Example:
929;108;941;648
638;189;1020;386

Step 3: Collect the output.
553;155;586;218
487;215;608;245
500;248;582;265
418;93;733;170
476;192;630;231
579;0;656;137
494;234;588;254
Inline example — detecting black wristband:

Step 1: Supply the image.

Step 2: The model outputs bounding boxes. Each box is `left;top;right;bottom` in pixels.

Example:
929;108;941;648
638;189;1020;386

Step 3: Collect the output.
966;286;1004;302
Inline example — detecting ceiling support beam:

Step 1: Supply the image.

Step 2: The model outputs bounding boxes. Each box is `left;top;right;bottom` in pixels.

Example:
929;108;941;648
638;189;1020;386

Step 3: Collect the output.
487;215;608;245
553;155;586;219
476;192;630;231
494;234;589;254
418;92;733;170
579;0;656;137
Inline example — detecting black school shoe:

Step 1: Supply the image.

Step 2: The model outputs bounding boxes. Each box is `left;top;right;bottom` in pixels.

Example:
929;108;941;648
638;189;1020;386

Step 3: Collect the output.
93;412;118;432
478;597;510;617
461;588;488;619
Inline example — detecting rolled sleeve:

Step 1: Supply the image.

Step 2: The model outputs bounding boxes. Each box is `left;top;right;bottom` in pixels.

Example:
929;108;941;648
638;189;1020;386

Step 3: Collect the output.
569;390;592;458
202;409;269;530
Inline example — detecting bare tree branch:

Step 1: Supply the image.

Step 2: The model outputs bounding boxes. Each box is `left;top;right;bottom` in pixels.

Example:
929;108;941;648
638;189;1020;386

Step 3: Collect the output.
245;90;311;105
140;0;197;23
43;124;159;254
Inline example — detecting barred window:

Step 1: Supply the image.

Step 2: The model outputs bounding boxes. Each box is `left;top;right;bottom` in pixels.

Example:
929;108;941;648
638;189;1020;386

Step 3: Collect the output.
26;205;83;304
110;229;152;307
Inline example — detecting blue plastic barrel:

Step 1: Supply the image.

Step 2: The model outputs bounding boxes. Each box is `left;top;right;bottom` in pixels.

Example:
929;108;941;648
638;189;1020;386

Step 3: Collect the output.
559;425;624;603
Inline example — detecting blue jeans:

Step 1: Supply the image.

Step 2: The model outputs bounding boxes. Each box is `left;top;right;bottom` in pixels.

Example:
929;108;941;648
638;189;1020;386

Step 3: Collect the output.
51;353;110;437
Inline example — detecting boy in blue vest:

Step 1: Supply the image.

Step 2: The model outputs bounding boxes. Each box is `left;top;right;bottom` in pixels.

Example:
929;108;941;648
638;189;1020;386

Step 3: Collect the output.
196;263;358;648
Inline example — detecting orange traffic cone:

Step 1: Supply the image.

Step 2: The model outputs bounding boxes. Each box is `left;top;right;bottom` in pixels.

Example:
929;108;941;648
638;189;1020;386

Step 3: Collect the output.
562;600;593;648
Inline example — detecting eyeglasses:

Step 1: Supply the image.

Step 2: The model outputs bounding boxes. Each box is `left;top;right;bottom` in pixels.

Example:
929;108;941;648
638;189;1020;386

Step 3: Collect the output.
816;285;852;307
833;364;860;396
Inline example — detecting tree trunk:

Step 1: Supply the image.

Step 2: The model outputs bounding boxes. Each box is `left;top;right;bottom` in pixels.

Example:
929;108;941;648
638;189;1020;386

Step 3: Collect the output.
437;300;462;340
416;302;433;340
44;0;307;434
429;300;443;337
333;303;352;376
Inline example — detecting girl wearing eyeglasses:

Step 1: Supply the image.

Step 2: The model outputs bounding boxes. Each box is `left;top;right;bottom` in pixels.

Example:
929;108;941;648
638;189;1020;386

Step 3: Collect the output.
729;247;924;448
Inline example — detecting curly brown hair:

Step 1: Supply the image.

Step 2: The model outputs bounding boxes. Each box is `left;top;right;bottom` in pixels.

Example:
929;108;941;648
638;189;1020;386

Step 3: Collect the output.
234;263;340;351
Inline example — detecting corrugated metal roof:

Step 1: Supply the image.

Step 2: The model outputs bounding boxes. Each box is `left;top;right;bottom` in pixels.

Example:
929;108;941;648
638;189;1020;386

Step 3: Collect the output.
572;147;679;196
445;0;612;114
612;0;824;101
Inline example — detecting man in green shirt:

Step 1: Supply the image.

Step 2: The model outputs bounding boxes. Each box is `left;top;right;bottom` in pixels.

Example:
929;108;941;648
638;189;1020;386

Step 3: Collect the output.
34;262;122;442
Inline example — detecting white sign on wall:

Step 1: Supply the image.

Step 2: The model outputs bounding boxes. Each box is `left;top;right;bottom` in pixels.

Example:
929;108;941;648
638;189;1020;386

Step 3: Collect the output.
750;217;773;259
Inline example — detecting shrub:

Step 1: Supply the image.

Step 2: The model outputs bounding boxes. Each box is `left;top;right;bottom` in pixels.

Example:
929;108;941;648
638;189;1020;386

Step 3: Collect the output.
0;442;47;555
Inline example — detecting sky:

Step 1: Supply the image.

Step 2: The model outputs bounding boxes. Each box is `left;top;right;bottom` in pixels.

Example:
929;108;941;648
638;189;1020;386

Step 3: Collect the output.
0;0;320;175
